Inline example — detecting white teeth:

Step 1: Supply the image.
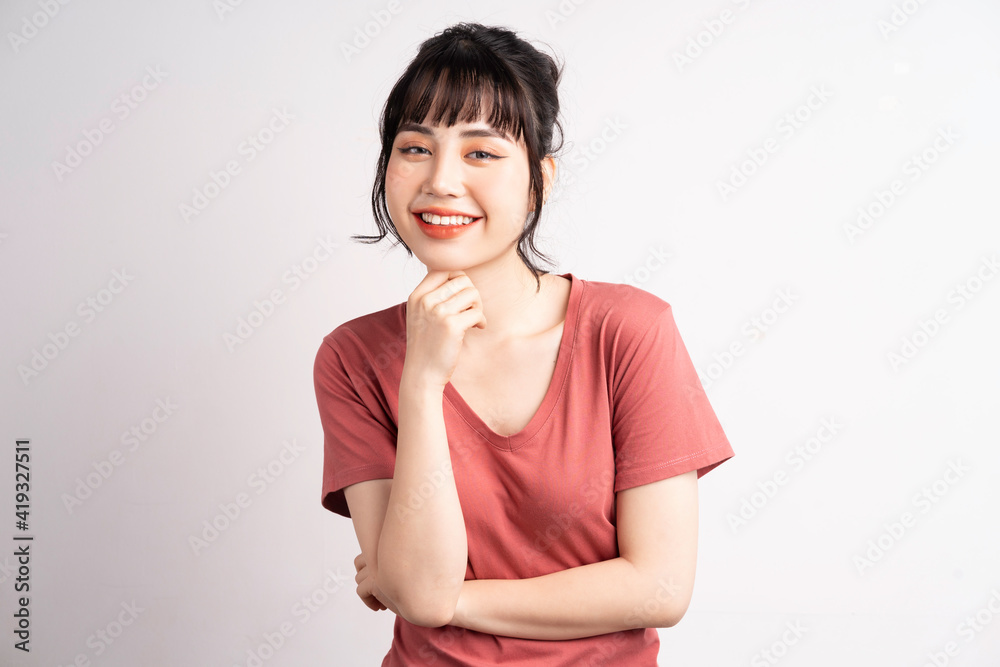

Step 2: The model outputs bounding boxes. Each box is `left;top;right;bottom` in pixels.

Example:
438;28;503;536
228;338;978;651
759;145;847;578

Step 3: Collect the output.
420;213;477;226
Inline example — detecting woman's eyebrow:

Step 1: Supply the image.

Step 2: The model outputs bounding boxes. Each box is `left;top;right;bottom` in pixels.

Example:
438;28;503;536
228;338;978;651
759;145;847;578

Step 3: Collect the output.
397;122;511;141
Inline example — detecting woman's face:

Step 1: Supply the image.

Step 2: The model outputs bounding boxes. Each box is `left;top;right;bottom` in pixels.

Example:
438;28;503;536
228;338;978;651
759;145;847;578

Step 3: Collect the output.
385;113;534;273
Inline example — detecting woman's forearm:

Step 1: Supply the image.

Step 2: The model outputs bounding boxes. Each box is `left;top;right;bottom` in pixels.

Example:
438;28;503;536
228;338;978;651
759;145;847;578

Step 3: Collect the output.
376;373;468;627
450;557;692;640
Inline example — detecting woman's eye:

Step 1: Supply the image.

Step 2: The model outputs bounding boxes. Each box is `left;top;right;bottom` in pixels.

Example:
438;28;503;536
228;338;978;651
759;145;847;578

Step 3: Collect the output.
395;146;502;161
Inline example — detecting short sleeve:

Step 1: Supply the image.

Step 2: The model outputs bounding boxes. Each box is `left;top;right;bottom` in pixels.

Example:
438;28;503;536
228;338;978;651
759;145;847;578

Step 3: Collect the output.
313;331;397;517
611;304;734;492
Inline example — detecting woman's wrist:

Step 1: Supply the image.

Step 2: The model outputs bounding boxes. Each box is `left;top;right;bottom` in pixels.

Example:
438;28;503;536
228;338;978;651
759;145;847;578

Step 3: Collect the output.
400;367;447;397
371;573;395;614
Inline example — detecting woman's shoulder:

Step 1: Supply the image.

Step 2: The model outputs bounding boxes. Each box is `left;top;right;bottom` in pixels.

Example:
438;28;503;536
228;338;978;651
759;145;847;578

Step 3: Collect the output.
576;275;673;331
317;299;406;362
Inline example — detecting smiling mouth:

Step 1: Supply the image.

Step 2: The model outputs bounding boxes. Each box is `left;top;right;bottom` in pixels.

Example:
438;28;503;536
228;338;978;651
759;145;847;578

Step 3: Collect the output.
413;212;482;238
416;212;481;226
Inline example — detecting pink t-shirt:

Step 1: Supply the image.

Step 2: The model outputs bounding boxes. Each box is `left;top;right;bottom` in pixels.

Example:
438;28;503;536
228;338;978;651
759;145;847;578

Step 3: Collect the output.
314;272;735;666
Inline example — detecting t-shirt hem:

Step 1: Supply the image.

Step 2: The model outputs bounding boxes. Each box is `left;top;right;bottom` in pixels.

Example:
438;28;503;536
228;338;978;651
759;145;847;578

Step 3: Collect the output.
614;441;734;492
322;464;395;517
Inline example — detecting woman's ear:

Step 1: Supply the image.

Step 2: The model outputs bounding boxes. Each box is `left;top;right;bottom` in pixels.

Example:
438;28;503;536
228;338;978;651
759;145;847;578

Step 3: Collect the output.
542;155;556;203
530;156;557;210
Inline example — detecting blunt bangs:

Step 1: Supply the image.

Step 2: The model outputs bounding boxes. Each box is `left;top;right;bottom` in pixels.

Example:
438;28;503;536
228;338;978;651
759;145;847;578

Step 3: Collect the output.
387;55;530;146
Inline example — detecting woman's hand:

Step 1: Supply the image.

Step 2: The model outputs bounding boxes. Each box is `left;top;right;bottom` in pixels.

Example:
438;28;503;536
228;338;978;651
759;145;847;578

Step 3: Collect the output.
403;270;486;390
354;552;396;614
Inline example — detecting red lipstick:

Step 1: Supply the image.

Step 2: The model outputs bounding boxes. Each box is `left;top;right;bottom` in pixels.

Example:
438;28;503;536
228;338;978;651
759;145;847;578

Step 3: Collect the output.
413;210;482;239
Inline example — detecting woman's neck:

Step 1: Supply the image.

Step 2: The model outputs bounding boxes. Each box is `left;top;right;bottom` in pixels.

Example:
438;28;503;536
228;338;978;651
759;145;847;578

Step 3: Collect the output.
458;263;560;345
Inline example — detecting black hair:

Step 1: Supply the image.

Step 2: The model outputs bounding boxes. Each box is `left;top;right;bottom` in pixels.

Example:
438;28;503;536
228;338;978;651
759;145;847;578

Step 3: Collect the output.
351;22;565;292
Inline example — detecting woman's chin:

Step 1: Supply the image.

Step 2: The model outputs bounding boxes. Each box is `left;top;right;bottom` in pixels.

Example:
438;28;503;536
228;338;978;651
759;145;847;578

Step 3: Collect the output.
420;261;472;274
413;251;474;272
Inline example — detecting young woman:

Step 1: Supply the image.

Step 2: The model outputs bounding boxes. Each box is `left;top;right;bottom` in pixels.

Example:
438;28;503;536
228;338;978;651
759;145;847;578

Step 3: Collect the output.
313;22;735;665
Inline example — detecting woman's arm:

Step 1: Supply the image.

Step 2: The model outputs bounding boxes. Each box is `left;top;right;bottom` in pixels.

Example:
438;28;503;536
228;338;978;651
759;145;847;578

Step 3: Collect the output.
345;376;468;627
376;375;468;625
344;478;392;613
344;272;484;627
449;470;699;640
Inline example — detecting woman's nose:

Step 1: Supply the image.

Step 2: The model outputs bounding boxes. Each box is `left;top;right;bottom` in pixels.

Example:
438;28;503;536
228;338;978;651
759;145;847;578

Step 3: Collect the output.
423;150;464;197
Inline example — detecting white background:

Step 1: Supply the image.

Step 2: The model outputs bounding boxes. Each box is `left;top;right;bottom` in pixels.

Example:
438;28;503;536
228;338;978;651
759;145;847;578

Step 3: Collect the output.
2;0;999;665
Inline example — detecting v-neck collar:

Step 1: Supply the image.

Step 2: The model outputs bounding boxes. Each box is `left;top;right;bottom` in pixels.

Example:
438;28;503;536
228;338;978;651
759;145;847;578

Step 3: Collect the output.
443;272;581;451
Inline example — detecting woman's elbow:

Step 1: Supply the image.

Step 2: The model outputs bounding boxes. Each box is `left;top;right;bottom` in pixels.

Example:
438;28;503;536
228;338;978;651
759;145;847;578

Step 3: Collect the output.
630;576;694;629
391;590;457;628
377;572;460;628
657;599;691;628
397;598;456;628
630;595;689;629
